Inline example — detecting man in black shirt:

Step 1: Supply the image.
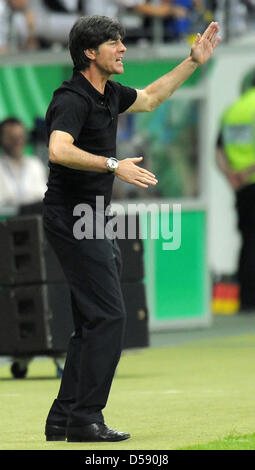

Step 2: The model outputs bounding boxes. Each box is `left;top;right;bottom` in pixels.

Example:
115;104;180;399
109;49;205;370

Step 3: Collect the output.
43;15;220;443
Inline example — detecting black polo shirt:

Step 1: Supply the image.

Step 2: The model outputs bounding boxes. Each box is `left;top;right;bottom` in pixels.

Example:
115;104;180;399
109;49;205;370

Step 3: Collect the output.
43;70;137;207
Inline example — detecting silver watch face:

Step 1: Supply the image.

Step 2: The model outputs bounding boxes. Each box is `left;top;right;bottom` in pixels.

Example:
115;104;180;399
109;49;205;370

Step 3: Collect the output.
107;158;118;171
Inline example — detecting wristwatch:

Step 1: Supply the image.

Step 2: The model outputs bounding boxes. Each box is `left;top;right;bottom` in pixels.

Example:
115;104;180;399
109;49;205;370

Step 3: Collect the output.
106;157;119;173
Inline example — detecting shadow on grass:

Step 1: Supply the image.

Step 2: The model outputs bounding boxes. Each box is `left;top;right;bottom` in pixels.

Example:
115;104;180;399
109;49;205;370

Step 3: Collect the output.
0;376;59;381
0;372;162;381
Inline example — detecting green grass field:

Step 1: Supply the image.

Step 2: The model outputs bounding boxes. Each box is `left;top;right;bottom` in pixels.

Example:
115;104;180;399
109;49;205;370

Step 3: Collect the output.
1;332;255;450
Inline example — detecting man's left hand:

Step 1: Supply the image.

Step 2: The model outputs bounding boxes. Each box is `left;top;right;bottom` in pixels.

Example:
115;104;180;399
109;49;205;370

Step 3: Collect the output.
190;22;221;66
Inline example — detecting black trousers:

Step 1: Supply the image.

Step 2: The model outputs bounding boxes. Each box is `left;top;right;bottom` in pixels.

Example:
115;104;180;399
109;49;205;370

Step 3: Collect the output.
236;183;255;310
43;203;126;428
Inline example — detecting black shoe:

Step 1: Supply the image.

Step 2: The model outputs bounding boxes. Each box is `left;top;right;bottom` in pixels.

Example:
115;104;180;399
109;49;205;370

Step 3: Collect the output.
66;423;130;442
45;423;66;441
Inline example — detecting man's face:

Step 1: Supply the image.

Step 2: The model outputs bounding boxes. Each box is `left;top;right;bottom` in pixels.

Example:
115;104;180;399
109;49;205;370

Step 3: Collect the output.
1;123;26;158
91;36;127;76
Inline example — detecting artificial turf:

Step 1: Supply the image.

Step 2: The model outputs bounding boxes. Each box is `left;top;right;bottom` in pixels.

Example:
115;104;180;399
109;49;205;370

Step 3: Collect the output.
0;333;255;450
183;432;255;450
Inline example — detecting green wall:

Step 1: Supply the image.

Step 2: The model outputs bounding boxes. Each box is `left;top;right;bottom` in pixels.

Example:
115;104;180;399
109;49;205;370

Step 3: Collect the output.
0;59;203;128
143;211;208;324
0;65;72;128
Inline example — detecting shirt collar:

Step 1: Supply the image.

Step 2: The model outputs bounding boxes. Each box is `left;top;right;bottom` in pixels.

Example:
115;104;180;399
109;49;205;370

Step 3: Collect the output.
72;69;110;102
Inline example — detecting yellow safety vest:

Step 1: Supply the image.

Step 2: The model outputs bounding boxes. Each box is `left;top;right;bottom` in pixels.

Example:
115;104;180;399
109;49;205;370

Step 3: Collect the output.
221;88;255;183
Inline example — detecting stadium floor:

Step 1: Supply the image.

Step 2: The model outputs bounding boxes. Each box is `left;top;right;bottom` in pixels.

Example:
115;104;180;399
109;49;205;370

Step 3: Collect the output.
1;312;255;451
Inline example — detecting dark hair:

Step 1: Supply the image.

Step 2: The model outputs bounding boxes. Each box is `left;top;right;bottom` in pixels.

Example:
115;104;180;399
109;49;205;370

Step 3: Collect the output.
0;117;24;142
69;15;125;71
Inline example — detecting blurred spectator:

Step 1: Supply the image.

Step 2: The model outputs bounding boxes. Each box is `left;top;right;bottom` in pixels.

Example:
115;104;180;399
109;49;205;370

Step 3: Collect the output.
213;0;250;41
85;0;119;17
162;0;207;41
244;0;255;10
0;0;38;53
0;117;47;207
0;0;211;51
28;0;81;48
216;81;255;311
118;0;207;43
123;0;188;18
0;0;83;52
83;1;207;43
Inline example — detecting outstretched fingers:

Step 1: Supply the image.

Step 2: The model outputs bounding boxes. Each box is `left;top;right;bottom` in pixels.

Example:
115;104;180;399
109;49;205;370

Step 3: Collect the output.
202;21;219;42
131;169;158;188
133;180;149;188
138;168;158;185
213;35;221;50
194;33;201;44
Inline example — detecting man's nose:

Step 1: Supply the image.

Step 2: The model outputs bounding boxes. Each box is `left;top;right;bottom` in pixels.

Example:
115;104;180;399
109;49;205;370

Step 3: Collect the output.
120;41;127;52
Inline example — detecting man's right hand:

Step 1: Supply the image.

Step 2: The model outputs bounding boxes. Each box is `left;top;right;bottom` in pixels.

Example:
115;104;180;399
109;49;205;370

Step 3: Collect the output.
115;157;158;188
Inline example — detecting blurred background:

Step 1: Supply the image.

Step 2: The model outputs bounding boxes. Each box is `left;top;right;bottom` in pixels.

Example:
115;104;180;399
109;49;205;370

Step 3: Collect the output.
1;0;255;378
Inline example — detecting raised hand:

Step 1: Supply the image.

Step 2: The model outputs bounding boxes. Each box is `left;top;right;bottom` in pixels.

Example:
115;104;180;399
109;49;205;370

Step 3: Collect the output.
190;22;221;66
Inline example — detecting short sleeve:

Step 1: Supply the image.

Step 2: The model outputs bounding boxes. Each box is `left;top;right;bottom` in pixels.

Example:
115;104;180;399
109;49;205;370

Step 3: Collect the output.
113;81;137;114
46;91;89;142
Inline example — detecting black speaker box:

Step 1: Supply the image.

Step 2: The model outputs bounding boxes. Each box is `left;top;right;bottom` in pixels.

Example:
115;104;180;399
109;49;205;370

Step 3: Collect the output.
0;281;149;355
118;238;144;282
122;281;149;349
0;214;145;285
0;283;73;355
0;213;149;356
115;213;144;282
0;215;65;285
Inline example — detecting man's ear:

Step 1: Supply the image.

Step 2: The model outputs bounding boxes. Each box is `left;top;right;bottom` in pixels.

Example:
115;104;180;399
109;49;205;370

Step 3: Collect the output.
84;49;97;61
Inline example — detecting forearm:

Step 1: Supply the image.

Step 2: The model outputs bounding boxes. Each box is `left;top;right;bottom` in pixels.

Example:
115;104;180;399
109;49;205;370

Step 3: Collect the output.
49;141;158;188
49;141;108;172
145;56;199;110
128;23;220;114
133;3;175;17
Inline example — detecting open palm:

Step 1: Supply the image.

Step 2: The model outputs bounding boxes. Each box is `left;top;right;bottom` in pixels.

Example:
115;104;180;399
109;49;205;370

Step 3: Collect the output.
191;22;221;65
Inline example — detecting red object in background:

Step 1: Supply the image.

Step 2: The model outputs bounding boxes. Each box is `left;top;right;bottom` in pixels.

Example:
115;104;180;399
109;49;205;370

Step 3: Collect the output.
212;276;240;314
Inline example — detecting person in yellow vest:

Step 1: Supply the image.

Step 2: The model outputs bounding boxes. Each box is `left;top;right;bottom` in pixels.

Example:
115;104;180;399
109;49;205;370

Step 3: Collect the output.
216;81;255;312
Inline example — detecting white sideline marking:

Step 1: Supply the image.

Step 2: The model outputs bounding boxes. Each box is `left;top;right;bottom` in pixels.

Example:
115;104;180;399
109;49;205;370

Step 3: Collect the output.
162;390;226;394
135;390;227;395
136;390;182;394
